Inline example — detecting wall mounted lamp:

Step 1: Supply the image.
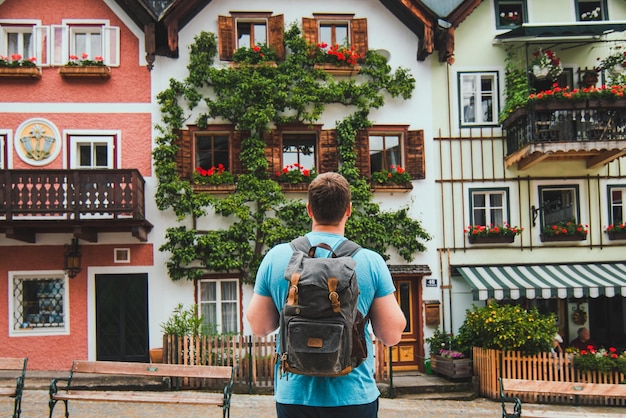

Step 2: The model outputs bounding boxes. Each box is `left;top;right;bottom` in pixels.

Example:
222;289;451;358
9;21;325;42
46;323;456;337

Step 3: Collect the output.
64;238;81;278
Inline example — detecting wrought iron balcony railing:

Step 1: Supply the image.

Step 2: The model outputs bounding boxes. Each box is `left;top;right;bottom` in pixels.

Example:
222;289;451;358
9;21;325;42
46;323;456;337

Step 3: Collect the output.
0;169;153;242
502;98;626;169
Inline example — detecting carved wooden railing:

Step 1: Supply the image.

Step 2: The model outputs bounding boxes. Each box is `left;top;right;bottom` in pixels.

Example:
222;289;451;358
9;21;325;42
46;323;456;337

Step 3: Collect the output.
0;169;147;221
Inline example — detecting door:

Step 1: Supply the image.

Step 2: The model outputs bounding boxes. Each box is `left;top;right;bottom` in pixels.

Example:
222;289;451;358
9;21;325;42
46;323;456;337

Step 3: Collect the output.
95;273;149;362
390;277;423;371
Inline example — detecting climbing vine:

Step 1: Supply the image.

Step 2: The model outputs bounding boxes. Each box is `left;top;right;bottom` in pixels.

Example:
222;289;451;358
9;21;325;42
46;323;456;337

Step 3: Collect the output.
154;23;431;283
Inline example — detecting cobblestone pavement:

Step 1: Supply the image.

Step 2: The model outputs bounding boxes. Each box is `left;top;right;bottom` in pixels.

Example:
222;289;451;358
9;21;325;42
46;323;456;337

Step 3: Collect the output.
3;390;626;418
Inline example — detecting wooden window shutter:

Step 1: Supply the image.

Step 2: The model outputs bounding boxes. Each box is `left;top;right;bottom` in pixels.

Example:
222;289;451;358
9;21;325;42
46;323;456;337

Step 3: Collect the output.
174;129;193;180
269;15;285;61
355;130;370;178
218;16;234;61
405;130;425;179
302;17;318;47
351;18;368;61
265;130;282;177
231;131;244;175
319;130;338;173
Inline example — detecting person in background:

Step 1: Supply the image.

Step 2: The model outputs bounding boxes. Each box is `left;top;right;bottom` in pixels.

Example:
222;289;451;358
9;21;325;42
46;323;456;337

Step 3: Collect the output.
246;172;406;418
551;333;563;356
570;327;597;351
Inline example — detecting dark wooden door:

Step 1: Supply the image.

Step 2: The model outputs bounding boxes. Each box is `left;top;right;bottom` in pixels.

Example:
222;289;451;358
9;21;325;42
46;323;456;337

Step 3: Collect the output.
95;273;149;362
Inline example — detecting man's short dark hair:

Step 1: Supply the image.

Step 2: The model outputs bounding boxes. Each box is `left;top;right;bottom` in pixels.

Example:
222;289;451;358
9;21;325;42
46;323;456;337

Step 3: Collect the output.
308;173;351;225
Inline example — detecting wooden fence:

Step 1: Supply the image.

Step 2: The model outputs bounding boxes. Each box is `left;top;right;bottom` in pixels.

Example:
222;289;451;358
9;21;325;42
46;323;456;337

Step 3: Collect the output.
162;334;391;391
473;347;626;406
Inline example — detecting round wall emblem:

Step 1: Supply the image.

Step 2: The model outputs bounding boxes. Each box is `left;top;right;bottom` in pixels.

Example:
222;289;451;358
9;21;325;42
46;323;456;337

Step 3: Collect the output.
15;118;62;166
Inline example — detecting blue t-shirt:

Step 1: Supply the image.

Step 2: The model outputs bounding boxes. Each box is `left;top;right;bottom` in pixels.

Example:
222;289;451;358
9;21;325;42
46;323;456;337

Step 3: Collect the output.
254;232;396;406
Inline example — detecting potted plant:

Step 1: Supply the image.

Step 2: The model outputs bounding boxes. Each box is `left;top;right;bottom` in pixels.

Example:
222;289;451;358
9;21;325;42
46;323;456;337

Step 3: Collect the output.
231;43;278;67
59;53;110;78
370;165;412;190
572;346;626;374
192;164;235;191
160;303;206;364
275;163;317;186
596;46;626;85
0;54;40;78
541;220;588;242
530;49;562;81
465;223;523;244
312;42;361;75
605;222;626;240
425;328;472;379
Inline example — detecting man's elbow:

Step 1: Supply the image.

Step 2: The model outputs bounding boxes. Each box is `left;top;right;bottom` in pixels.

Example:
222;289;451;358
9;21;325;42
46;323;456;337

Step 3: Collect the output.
375;317;406;347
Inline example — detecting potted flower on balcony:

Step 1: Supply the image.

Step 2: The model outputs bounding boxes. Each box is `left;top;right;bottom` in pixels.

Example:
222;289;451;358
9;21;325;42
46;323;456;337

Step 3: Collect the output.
605;222;626;240
0;54;40;78
596;46;626;85
59;53;110;78
231;43;278;68
530;49;562;82
370;165;412;191
465;223;523;244
540;220;588;242
192;164;235;192
312;42;361;76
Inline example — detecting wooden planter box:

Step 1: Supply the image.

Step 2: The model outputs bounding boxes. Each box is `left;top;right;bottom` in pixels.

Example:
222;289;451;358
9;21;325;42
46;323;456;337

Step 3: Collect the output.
430;355;472;379
607;231;626;241
229;61;277;69
0;67;41;79
540;233;587;242
191;183;236;194
468;235;515;244
371;183;413;193
59;66;111;78
280;183;310;192
314;63;361;76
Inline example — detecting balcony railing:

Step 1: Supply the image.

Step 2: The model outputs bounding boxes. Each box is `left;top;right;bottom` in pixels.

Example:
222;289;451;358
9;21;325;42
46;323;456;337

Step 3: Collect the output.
502;98;626;169
0;169;152;242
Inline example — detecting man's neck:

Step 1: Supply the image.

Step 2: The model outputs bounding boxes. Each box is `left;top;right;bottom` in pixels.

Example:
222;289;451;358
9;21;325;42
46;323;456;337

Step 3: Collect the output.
311;224;344;235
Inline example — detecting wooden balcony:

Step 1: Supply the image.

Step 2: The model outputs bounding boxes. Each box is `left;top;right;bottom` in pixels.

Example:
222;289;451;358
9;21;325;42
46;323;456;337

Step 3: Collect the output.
502;98;626;170
0;169;153;243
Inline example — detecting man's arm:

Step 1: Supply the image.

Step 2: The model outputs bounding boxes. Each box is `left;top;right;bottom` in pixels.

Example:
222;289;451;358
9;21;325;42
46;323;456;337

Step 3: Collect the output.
368;294;406;346
246;294;280;337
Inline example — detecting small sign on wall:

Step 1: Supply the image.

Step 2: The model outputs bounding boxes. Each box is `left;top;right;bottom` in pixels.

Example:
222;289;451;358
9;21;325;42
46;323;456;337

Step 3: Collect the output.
425;278;437;287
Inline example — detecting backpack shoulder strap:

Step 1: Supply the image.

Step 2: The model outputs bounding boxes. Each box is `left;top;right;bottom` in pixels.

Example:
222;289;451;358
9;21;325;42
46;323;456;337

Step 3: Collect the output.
332;239;361;258
290;236;361;258
289;236;312;253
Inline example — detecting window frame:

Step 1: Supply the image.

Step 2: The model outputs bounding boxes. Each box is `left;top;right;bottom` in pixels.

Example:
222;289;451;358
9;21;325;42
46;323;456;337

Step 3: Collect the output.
468;187;510;226
576;0;607;22
51;20;120;67
280;131;318;173
0;21;49;66
607;185;626;226
9;272;70;337
368;131;404;175
231;12;271;49
193;128;232;173
197;278;240;334
67;132;118;169
495;0;527;29
459;71;499;127
538;185;581;229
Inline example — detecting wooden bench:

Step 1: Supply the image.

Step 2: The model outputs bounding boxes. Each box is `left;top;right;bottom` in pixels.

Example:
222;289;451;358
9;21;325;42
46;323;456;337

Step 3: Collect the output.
49;360;234;418
501;377;626;407
499;377;522;418
0;357;27;418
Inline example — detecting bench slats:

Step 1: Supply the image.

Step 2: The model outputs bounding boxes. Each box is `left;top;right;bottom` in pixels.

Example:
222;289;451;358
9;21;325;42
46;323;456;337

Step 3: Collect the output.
52;390;225;406
0;358;26;371
503;378;626;398
71;360;232;380
0;388;16;397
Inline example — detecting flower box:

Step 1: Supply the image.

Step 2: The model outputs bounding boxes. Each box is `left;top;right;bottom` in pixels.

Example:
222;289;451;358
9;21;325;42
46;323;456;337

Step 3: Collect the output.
0;67;41;79
280;183;310;192
314;63;361;76
430;355;472;379
540;233;587;242
607;231;626;241
229;61;277;69
191;184;236;194
371;183;413;193
468;235;515;244
59;66;111;78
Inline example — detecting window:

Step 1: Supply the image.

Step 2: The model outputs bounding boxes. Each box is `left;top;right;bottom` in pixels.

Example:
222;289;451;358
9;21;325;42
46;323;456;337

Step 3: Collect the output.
495;0;526;29
218;13;284;61
369;133;401;174
0;133;6;169
319;21;349;46
460;72;498;126
608;186;626;226
11;274;68;335
195;133;230;171
282;133;316;170
0;23;48;65
51;21;120;66
576;0;606;21
538;186;580;228
303;15;367;59
198;279;239;334
470;189;509;226
69;135;115;169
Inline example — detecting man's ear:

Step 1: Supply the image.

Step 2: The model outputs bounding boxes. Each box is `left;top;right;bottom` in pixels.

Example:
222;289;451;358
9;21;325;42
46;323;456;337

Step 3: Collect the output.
306;203;314;219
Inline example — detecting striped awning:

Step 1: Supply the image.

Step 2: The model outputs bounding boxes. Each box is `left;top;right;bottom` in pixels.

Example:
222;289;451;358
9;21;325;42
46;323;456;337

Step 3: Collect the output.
457;263;626;301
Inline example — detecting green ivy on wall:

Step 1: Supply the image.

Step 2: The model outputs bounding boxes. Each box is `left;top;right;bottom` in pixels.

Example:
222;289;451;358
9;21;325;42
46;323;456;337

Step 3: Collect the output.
154;23;431;283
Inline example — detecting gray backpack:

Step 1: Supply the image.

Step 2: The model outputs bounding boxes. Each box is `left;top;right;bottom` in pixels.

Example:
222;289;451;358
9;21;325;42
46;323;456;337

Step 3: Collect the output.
279;236;368;377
